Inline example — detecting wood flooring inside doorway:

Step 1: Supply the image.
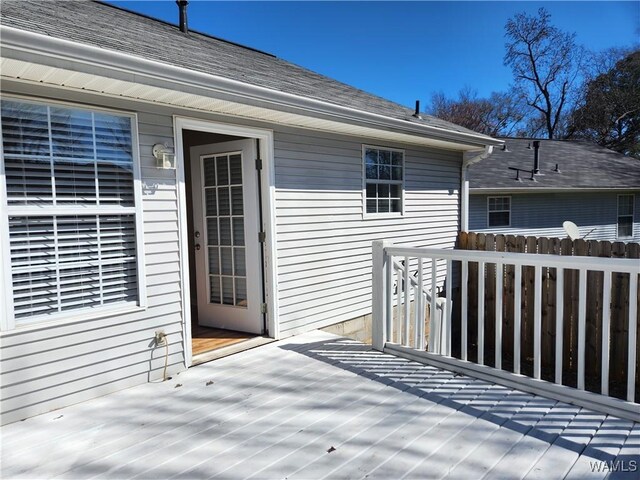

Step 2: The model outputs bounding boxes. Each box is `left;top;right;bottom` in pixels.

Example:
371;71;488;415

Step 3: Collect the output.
191;323;256;356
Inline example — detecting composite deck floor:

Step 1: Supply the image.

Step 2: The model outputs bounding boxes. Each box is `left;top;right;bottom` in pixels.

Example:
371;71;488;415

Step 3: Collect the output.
1;331;638;479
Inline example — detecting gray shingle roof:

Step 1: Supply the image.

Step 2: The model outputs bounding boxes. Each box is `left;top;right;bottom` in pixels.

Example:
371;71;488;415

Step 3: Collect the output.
0;0;485;139
468;138;640;190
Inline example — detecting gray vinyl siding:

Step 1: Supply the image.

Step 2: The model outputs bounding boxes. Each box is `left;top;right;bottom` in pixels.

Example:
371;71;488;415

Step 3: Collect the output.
0;81;463;424
274;130;461;336
469;192;640;242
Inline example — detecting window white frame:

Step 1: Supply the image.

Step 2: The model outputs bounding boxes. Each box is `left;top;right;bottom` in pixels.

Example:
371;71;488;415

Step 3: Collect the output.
487;196;511;227
0;96;146;331
617;194;635;239
362;144;405;219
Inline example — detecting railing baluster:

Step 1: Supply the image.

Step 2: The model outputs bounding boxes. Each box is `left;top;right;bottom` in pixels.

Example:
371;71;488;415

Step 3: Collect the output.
627;272;638;402
412;275;419;349
430;258;437;354
461;260;468;361
403;256;410;347
385;253;393;345
534;265;542;380
495;262;503;370
555;267;564;385
601;270;611;396
395;265;402;344
417;257;425;350
445;259;452;356
514;264;522;375
577;268;587;390
478;261;485;365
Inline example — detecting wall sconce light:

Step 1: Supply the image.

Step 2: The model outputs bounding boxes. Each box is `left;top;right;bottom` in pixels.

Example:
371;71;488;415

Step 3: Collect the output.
152;143;176;169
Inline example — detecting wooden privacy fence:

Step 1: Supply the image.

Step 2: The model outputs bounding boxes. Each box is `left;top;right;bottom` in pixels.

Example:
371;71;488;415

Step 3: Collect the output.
454;232;640;401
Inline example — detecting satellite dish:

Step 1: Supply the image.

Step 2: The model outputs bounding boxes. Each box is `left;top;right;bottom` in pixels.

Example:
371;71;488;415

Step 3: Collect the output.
563;221;581;240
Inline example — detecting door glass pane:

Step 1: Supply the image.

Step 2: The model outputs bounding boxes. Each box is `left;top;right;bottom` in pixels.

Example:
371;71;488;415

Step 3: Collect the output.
205;189;217;216
207;218;218;246
216;156;229;186
230;154;242;184
222;276;234;305
208;247;219;275
204;157;216;186
219;217;231;245
220;247;232;275
231;186;243;215
235;278;247;307
210;276;221;303
233;218;244;246
218;187;230;216
234;247;246;276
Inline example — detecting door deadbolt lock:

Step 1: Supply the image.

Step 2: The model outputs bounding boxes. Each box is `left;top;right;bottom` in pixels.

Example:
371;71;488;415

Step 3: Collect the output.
195;244;201;251
194;231;201;238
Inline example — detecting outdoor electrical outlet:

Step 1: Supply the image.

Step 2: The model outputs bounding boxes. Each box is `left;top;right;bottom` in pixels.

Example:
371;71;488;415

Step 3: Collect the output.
154;330;166;345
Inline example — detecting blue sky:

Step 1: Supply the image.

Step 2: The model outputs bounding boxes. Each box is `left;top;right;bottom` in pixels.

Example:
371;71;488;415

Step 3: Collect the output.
109;1;639;109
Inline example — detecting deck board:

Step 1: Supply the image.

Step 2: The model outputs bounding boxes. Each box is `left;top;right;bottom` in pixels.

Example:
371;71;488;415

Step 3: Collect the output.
1;331;638;479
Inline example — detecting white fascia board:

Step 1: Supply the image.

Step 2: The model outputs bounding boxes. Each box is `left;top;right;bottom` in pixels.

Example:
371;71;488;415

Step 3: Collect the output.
0;26;502;149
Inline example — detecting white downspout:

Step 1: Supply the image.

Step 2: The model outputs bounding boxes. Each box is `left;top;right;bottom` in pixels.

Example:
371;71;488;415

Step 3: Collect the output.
461;146;494;232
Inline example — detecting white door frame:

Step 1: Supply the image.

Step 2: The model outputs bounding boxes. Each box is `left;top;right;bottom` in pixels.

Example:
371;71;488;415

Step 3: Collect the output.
173;116;279;367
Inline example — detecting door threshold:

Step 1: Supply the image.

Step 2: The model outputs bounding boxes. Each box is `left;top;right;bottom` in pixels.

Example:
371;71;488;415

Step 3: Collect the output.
191;336;275;366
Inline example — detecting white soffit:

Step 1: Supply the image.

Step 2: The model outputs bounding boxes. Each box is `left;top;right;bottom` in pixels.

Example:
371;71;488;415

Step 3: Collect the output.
1;57;481;152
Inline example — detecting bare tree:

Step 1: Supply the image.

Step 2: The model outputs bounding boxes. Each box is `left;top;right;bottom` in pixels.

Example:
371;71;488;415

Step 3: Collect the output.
429;87;525;137
504;8;583;139
567;50;640;158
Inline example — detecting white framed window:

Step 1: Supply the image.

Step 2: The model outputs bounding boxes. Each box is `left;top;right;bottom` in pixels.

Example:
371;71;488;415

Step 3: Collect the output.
487;196;511;227
363;145;404;216
0;98;146;330
617;194;634;238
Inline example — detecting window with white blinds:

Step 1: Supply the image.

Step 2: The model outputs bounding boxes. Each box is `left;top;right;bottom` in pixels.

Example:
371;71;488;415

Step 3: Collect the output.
1;99;144;327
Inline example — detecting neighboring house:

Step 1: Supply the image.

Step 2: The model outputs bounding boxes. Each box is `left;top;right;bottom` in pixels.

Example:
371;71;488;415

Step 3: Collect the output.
0;1;500;424
467;138;640;242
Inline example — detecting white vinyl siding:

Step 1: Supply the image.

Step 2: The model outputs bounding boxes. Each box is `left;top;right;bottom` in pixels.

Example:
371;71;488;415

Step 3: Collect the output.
1;98;145;328
617;194;634;238
274;129;461;336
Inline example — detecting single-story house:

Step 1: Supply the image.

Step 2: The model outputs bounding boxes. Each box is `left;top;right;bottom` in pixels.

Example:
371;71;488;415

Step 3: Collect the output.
0;0;501;425
467;138;640;242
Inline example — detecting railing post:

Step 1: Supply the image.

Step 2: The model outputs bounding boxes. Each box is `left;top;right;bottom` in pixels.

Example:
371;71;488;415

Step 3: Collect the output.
372;240;391;351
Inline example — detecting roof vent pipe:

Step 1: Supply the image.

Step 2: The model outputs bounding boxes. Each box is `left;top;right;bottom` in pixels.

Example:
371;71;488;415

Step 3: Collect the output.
533;140;541;174
413;100;422;119
177;0;189;33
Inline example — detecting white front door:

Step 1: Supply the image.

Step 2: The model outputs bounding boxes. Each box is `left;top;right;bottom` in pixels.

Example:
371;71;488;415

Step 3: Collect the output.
190;140;263;334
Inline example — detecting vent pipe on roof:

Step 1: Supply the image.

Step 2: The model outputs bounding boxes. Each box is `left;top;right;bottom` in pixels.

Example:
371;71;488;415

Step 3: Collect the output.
413;100;422;120
533;140;541;174
177;0;189;33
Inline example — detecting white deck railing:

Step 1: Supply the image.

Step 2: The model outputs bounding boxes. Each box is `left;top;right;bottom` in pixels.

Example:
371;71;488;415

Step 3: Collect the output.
371;240;640;422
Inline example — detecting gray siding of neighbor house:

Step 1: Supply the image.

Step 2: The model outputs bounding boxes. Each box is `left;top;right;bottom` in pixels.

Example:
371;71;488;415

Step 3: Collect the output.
0;81;462;424
469;192;640;242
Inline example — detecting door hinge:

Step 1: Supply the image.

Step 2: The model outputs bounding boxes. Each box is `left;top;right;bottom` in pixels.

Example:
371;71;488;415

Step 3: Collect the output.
258;231;266;243
255;158;263;170
261;303;267;314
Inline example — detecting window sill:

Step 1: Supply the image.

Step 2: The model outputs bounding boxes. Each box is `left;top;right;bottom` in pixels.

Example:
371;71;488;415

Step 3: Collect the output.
0;303;148;337
362;212;404;220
